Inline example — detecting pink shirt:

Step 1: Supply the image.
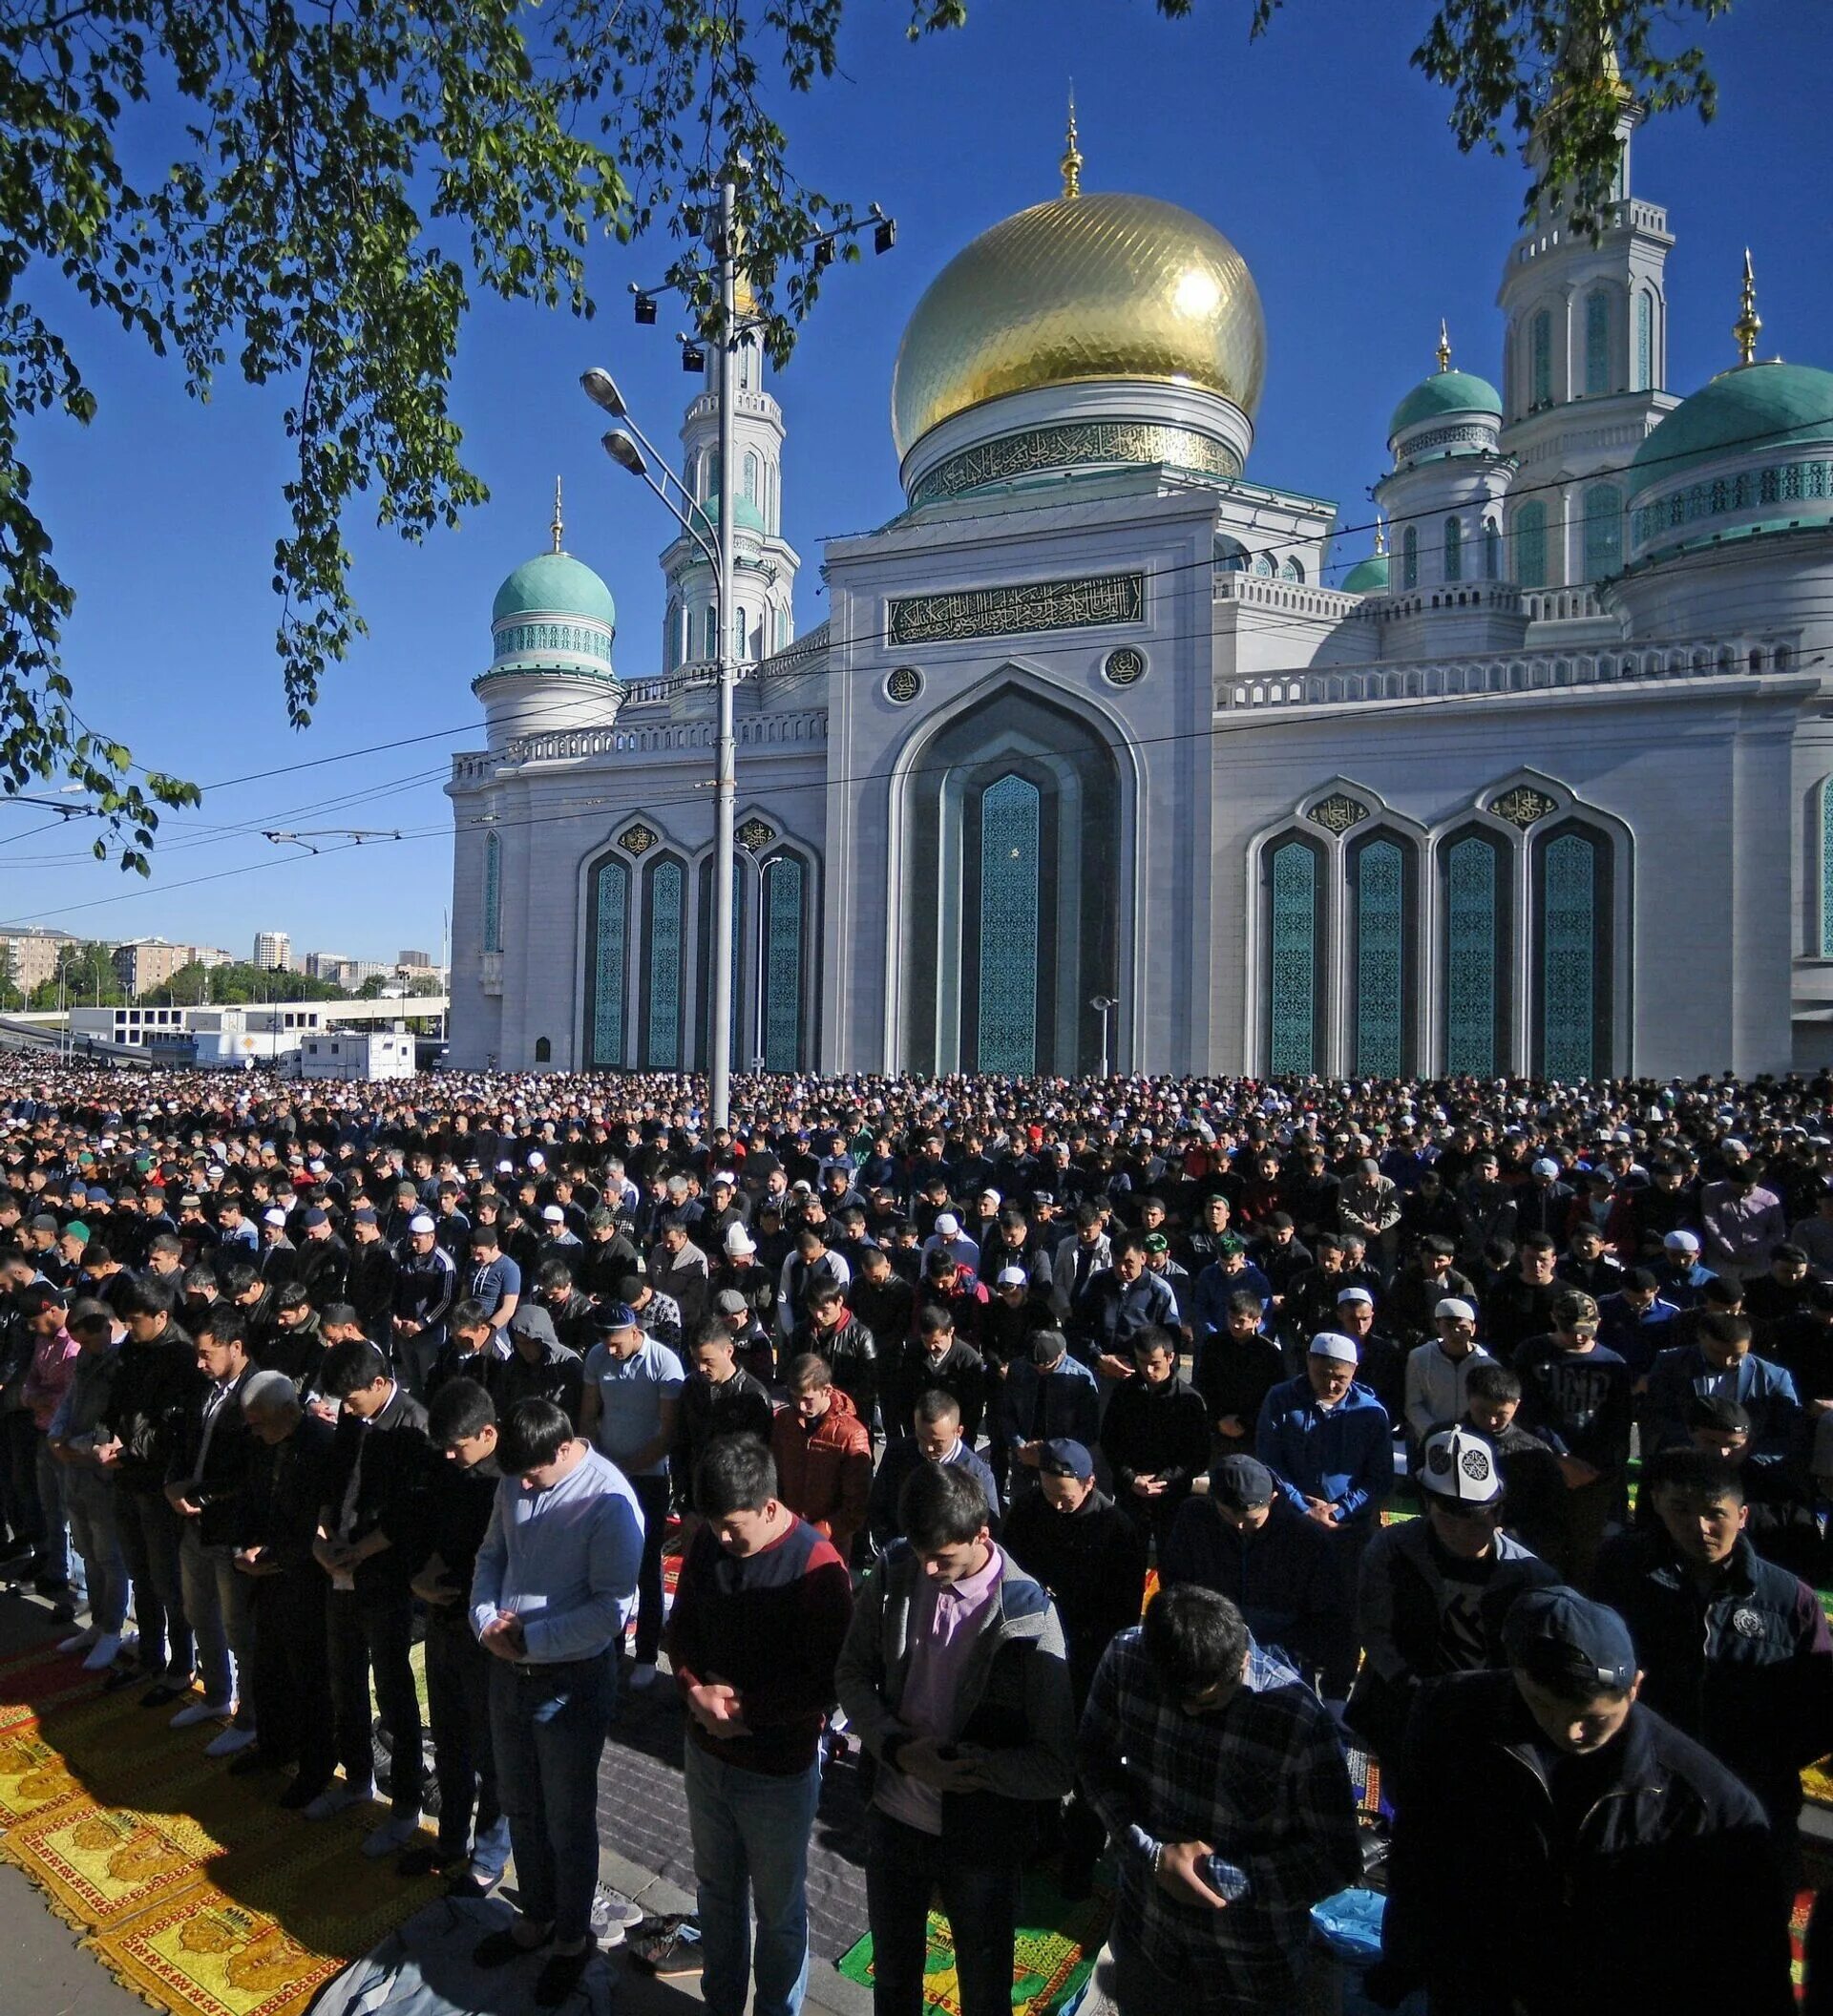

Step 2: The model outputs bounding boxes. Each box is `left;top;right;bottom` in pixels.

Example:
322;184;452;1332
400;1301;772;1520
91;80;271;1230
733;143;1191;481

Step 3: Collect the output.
874;1543;1005;1837
23;1329;79;1433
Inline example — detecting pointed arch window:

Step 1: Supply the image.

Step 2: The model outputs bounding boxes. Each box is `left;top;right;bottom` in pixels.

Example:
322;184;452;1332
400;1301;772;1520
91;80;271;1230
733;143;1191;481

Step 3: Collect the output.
1585;290;1611;395
1534;822;1614;1080
1530;309;1552;408
1350;833;1412;1076
643;858;685;1069
1634;292;1654;392
775;605;790;651
977;774;1042;1074
1441;829;1511;1077
702;606;718;662
534;1037;552;1064
1515;501;1548;588
1583;483;1623;580
762;855;808;1071
1252;554;1275;578
1265;834;1325;1076
1443;516;1463;582
1821;780;1833;957
1213;534;1249;573
743;451;760;506
1484;516;1502;578
585;855;629;1068
481;831;502;955
1401;525;1419;591
1280;556;1305;582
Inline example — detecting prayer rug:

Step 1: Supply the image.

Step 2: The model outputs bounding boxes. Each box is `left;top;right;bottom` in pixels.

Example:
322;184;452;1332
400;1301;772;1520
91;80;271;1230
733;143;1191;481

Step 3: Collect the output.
834;1866;1109;2016
0;1642;441;2016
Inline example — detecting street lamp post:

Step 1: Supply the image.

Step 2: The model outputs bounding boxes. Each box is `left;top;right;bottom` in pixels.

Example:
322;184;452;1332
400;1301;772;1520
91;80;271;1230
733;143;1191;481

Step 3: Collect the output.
590;184;893;1130
1090;996;1117;1080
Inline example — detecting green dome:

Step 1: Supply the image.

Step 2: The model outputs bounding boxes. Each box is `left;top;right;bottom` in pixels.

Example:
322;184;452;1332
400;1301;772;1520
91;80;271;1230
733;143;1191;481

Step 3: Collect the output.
492;551;617;630
1388;368;1503;442
1341;554;1390;596
1627;361;1833;500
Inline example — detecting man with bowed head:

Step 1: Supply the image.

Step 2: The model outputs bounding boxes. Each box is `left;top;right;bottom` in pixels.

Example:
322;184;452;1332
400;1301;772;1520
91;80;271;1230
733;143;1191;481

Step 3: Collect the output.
469;1397;644;2007
664;1436;853;2016
1373;1585;1792;2016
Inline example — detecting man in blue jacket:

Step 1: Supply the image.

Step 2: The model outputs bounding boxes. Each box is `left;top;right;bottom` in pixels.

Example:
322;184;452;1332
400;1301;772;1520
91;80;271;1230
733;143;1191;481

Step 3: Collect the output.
1643;1312;1801;1472
1254;1333;1394;1540
996;1329;1099;1498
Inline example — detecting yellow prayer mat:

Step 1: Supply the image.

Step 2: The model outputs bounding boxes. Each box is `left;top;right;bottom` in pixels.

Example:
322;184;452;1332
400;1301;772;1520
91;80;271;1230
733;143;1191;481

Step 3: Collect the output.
0;1640;442;2016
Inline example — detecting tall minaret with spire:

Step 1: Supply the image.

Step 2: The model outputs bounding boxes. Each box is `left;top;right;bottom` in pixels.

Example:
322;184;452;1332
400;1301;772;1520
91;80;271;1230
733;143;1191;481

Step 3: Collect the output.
660;261;801;677
1496;36;1679;594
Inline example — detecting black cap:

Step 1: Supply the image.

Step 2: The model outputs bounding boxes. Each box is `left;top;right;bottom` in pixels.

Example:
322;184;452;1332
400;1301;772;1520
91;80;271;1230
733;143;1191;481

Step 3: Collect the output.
1209;1454;1275;1511
1503;1586;1637;1694
1686;1393;1752;1436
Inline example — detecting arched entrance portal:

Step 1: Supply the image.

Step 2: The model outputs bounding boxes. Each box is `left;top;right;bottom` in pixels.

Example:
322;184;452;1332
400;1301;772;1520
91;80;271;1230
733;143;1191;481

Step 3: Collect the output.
900;681;1122;1075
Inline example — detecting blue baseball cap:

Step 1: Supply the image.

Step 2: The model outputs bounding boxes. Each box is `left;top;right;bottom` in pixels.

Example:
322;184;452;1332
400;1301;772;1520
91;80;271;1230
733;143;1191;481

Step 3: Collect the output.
591;1301;640;1334
1503;1586;1636;1694
1037;1438;1094;1480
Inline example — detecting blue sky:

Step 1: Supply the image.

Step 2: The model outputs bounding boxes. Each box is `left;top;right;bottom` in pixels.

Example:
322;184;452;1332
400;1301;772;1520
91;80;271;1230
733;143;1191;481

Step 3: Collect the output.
11;0;1827;959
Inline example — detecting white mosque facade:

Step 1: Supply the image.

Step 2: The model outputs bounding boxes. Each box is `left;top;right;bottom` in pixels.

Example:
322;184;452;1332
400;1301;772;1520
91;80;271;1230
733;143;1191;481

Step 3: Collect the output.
447;103;1833;1082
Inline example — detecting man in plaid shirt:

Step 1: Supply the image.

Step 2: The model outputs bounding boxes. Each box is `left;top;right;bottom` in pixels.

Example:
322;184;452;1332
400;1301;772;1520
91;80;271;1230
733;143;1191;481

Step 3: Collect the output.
1078;1585;1360;2016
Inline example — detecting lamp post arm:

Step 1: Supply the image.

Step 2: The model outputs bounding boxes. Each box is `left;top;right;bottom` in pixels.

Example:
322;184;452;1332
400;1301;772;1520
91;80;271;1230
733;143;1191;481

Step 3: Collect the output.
636;463;724;581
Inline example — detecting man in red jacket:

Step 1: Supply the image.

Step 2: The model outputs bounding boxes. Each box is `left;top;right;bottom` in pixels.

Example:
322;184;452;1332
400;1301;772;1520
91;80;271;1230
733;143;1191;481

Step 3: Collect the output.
770;1354;872;1564
664;1435;853;2016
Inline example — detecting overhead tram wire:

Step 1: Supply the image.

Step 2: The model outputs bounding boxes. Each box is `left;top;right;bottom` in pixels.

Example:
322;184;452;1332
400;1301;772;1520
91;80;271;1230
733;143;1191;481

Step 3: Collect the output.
12;521;1828;892
48;400;1833;811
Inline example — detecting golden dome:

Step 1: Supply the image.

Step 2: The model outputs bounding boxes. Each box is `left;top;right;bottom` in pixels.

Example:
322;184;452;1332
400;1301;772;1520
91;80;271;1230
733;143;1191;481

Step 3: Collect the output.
891;190;1266;461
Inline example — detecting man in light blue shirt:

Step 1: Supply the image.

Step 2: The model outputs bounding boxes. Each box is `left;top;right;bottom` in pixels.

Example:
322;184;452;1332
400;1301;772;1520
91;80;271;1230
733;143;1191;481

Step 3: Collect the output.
580;1301;684;1689
470;1396;643;2005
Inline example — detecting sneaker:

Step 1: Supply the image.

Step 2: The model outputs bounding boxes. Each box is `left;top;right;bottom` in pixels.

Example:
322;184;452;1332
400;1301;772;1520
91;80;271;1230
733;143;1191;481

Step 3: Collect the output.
592;1885;645;1933
170;1697;233;1730
362;1810;423;1859
57;1626;100;1655
303;1780;374;1821
628;1662;659;1691
81;1633;124;1672
204;1723;259;1759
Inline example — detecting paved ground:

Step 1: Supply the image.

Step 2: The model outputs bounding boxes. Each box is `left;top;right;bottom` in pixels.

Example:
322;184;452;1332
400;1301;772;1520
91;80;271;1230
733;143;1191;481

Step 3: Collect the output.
0;1590;870;2016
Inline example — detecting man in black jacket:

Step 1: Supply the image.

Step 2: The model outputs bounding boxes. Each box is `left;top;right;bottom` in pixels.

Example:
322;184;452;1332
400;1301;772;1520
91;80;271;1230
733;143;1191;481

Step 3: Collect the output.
889;1307;987;1445
236;1369;338;1804
1098;1328;1210;1552
674;1322;772;1516
95;1277;198;1702
401;1377;510;1895
1375;1585;1792;2016
495;1305;584;1429
344;1208;397;1343
164;1306;258;1751
1593;1447;1833;1858
311;1338;432;1857
1001;1438;1145;1896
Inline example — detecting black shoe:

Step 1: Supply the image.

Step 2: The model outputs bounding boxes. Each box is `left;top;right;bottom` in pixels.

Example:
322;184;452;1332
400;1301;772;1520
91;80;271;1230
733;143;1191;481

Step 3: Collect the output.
226;1748;275;1777
446;1868;502;1900
31;1574;70;1597
104;1664;151;1694
138;1681;189;1709
473;1927;547;1970
277;1775;331;1811
534;1947;592;2006
394;1843;459;1879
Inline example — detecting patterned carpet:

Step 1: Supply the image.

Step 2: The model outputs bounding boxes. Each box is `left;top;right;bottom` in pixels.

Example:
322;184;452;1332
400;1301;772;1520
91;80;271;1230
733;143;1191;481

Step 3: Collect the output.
0;1643;441;2016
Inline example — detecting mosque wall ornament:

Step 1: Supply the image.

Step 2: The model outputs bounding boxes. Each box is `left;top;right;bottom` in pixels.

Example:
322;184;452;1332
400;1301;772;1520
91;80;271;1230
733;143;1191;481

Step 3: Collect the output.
1306;794;1369;835
1489;785;1558;829
736;817;778;851
1103;647;1147;687
910;419;1242;507
888;571;1146;648
617;822;658;856
885;665;923;704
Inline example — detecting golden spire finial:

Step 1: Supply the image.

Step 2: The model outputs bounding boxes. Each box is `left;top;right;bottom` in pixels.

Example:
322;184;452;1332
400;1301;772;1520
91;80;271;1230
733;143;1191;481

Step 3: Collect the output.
1734;248;1762;368
1374;511;1388;557
550;475;564;554
1436;319;1452;373
1060;85;1083;200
